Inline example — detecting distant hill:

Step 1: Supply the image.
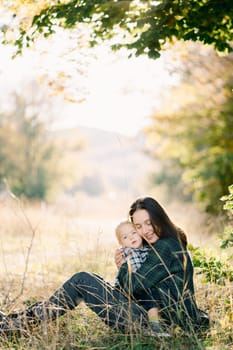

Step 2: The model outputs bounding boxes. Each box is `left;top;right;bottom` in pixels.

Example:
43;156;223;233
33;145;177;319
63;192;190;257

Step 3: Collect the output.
52;126;158;199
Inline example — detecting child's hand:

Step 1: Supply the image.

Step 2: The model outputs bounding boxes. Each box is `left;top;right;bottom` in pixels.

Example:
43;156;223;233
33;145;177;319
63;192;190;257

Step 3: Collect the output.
114;248;125;269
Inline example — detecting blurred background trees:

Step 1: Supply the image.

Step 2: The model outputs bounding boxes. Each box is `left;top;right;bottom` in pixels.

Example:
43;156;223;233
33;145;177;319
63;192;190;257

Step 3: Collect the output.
0;83;58;200
146;43;233;214
1;0;233;215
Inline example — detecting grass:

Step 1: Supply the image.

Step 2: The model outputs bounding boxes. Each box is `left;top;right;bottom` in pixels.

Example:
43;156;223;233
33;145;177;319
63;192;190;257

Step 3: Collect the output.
0;199;232;349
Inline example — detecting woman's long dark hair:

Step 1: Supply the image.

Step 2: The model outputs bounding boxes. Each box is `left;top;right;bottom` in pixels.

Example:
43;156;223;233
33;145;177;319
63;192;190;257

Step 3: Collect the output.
129;197;187;246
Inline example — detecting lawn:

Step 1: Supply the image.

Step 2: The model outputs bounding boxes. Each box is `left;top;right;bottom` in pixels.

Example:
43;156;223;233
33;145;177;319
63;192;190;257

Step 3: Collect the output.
0;200;232;349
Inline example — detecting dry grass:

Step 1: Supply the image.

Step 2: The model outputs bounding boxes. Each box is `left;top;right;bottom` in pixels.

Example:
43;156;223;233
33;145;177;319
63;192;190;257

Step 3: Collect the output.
0;198;232;349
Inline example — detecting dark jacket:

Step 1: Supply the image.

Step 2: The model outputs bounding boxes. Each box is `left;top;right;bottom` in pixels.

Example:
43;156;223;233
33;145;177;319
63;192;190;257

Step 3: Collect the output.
117;237;203;329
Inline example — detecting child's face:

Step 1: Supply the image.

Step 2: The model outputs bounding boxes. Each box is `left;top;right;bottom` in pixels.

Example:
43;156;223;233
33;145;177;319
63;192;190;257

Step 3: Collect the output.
119;223;143;249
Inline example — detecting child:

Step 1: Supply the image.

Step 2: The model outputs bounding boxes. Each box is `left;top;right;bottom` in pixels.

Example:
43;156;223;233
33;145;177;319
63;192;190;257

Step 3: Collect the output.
115;221;149;282
114;220;170;336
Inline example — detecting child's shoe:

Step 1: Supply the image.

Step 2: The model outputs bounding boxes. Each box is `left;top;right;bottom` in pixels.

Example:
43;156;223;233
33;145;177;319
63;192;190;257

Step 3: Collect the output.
143;321;171;337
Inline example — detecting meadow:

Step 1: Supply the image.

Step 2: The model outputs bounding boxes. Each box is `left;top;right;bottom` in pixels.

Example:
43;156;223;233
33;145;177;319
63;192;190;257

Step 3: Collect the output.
0;196;232;349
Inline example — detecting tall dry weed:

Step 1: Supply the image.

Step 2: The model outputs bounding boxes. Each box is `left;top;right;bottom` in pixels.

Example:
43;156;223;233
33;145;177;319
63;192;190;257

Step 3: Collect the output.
0;199;232;349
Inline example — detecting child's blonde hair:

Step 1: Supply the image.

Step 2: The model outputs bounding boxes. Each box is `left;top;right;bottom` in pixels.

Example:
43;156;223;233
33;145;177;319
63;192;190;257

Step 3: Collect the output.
115;220;132;244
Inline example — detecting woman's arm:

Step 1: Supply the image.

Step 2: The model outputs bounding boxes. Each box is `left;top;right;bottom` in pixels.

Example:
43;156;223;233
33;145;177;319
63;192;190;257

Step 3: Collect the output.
117;239;175;294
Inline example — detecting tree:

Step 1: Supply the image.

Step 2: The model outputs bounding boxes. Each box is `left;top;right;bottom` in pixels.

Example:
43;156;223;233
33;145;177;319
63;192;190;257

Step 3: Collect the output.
146;43;233;213
0;92;57;200
3;0;233;58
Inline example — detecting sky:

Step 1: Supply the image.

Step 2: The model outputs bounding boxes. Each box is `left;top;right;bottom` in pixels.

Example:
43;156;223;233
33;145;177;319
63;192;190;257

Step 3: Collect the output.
59;50;174;136
0;26;178;137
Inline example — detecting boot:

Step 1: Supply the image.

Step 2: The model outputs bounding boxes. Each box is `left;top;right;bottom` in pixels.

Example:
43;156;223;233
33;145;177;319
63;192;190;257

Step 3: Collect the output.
0;311;7;322
25;300;67;322
0;312;28;337
4;302;43;336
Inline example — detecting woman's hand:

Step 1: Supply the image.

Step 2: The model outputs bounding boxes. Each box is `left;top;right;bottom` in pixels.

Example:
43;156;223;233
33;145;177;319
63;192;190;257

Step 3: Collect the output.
114;248;125;269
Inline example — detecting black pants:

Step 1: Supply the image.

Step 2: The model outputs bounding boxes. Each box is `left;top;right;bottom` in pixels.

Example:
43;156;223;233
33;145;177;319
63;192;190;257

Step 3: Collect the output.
26;272;208;333
30;272;148;332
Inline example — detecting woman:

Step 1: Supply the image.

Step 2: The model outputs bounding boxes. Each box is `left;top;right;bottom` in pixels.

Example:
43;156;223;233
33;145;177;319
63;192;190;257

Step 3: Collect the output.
116;197;208;332
0;197;208;336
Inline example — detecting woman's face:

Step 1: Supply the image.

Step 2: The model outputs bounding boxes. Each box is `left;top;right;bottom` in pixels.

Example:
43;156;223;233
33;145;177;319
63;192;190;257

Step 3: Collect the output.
132;209;159;244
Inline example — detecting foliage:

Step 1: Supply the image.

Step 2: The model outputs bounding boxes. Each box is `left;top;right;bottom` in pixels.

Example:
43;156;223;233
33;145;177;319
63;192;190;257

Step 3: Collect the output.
221;184;233;215
3;0;233;57
189;185;233;285
220;229;233;249
220;184;233;248
146;44;233;213
0;93;57;200
189;245;233;285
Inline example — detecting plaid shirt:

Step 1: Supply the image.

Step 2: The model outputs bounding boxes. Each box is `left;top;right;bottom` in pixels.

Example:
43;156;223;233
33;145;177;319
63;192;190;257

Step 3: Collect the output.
115;246;149;287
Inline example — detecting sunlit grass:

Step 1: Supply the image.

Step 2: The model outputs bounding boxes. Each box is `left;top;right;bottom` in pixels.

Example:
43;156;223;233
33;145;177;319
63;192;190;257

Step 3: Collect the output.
0;199;232;349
